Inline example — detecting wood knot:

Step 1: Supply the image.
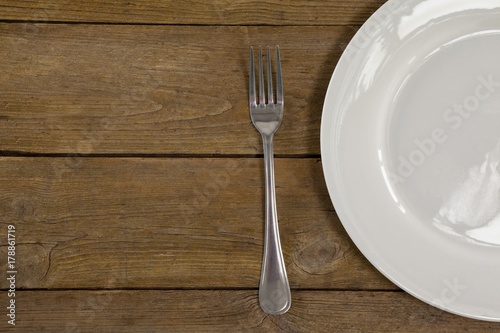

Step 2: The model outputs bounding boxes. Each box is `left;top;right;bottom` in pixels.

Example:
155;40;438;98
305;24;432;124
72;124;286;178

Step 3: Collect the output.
16;243;50;288
11;197;35;221
293;238;343;275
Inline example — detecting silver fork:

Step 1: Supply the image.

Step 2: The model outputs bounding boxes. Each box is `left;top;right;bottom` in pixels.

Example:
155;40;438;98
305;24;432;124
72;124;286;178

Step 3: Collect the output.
249;45;291;315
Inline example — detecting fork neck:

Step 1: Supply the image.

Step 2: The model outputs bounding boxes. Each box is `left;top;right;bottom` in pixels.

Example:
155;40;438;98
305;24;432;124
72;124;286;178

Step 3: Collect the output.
261;134;275;158
261;134;276;205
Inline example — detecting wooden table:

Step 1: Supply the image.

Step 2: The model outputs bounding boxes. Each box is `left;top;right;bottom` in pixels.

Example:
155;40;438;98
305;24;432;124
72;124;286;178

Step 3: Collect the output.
1;1;500;331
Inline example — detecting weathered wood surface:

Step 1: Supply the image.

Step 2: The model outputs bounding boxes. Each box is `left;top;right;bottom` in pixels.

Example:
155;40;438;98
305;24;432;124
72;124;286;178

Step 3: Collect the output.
0;157;393;290
0;23;357;155
1;290;499;332
1;0;500;331
0;0;385;25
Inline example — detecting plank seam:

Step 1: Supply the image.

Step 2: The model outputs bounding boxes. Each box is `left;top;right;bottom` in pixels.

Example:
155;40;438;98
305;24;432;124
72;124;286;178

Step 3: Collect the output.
0;152;322;159
0;19;361;28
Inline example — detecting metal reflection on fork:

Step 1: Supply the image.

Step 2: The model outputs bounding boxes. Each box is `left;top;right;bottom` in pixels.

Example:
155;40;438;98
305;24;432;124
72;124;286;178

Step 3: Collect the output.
249;45;291;315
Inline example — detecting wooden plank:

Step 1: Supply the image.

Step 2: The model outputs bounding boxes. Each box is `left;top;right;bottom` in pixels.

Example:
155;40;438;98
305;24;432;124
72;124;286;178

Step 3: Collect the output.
0;24;356;155
0;0;386;25
2;290;499;332
0;157;394;290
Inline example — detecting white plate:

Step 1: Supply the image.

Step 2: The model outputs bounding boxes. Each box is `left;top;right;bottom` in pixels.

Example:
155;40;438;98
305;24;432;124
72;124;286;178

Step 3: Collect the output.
321;0;500;321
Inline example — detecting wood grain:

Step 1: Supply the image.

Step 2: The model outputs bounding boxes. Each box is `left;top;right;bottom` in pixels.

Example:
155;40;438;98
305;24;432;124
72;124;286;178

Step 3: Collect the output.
0;24;357;155
0;0;386;25
0;157;394;290
3;0;496;330
2;290;499;332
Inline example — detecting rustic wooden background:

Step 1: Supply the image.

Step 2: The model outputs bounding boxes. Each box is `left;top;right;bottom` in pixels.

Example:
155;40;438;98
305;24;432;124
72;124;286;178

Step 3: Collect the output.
1;0;500;331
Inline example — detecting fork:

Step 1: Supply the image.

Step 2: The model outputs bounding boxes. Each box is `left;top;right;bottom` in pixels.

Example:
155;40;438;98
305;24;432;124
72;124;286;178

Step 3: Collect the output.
249;45;291;315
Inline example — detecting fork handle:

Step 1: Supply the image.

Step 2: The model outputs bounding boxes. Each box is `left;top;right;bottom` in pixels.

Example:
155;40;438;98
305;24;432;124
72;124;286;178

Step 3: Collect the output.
259;134;291;315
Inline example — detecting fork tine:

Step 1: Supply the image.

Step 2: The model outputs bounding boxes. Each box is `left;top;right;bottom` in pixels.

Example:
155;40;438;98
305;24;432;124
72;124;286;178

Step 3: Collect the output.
267;45;274;104
258;46;265;105
276;45;283;105
249;47;256;106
